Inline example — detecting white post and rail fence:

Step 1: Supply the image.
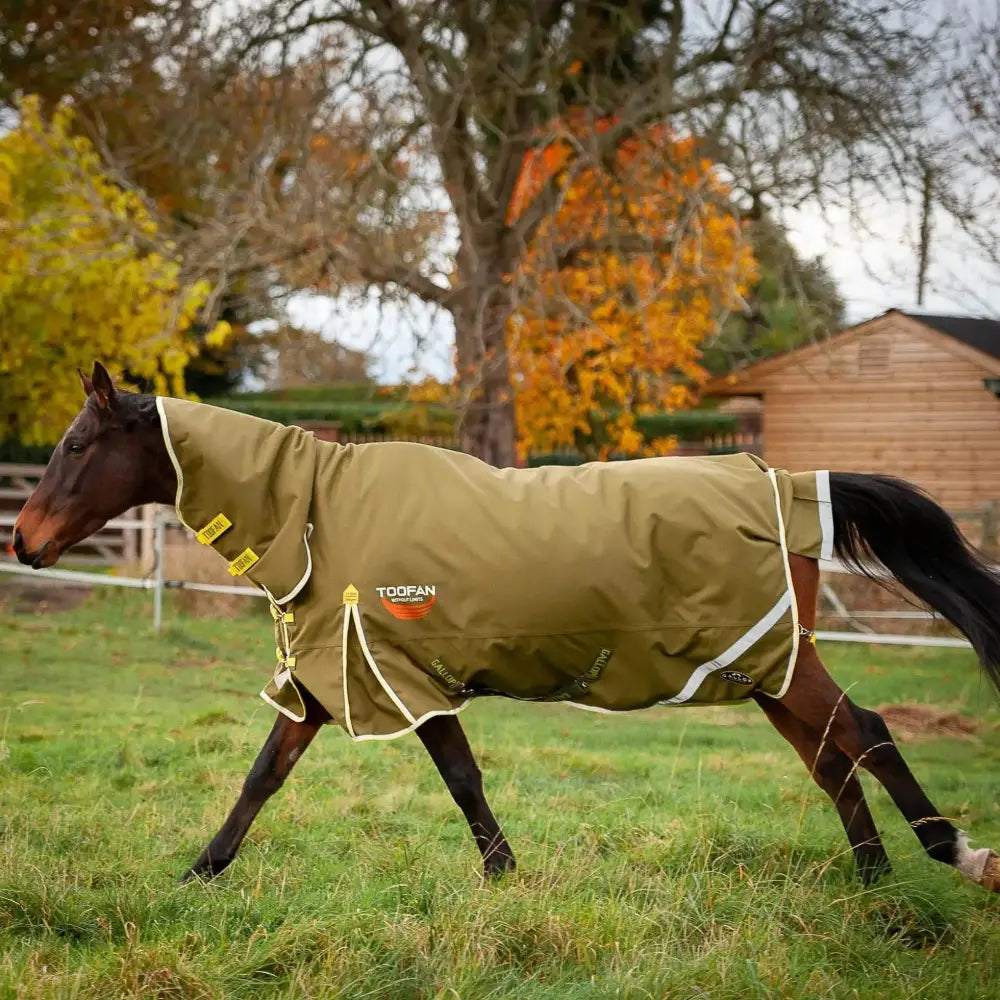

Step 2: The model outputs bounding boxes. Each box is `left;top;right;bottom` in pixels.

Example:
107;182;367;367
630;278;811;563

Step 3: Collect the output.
0;510;264;632
1;461;997;648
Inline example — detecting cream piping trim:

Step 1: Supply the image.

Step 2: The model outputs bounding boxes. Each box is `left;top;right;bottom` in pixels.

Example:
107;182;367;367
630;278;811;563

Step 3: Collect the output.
155;396;193;531
157;397;313;606
563;697;751;716
342;602;418;736
816;470;835;562
653;467;798;706
348;702;472;743
341;599;357;738
760;467;800;700
259;686;307;723
657;590;792;705
261;666;468;735
256;527;314;606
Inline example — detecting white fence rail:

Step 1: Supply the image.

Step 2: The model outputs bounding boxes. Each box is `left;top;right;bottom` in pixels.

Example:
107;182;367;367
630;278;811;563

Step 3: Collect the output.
1;510;262;632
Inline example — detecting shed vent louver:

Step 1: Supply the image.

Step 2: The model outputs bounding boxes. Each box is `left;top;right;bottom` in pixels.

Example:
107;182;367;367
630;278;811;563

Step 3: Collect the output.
858;337;892;378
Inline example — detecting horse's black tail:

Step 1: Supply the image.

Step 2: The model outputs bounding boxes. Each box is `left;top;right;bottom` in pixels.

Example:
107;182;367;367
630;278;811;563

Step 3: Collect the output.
829;471;1000;696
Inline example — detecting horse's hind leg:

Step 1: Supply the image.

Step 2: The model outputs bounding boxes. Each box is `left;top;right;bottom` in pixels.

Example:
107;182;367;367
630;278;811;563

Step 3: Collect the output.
182;686;328;882
416;714;516;877
754;693;890;883
779;642;1000;892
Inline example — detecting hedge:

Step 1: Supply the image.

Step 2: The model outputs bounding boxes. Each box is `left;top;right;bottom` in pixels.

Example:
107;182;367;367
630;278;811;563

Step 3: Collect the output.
0;441;54;465
634;410;739;439
205;397;456;432
0;394;740;464
207;394;739;441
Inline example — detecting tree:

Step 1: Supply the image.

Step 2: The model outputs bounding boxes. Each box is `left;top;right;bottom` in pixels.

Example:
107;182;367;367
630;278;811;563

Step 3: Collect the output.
201;0;943;465
936;15;1000;313
261;326;371;388
507;120;756;459
700;213;844;376
1;3;282;395
70;42;443;395
0;99;229;445
26;2;942;462
0;1;157;113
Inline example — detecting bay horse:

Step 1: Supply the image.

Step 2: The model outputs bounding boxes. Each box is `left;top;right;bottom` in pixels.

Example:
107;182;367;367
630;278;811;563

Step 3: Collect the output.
12;363;1000;892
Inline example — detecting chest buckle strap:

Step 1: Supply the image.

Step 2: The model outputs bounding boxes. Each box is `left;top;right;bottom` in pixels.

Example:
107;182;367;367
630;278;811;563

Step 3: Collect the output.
271;602;297;676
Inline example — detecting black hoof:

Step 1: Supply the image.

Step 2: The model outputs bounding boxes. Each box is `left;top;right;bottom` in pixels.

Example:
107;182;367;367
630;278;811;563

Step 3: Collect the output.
484;853;517;880
181;853;231;883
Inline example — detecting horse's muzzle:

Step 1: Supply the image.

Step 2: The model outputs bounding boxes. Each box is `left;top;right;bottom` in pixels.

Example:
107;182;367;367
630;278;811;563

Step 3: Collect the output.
12;527;54;569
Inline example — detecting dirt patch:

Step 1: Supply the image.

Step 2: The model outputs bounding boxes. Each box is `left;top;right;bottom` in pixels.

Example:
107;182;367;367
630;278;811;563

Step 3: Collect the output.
876;703;980;741
0;577;92;614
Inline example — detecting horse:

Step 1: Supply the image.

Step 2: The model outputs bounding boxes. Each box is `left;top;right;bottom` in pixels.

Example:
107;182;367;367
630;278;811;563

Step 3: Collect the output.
12;362;1000;893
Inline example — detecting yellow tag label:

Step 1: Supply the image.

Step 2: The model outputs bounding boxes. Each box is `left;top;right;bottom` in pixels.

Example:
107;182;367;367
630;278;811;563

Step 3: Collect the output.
343;583;360;605
227;547;258;576
283;611;294;624
196;513;232;545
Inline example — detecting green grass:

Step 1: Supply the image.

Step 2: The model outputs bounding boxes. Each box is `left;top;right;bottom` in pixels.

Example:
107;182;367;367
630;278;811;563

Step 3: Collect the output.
2;589;1000;998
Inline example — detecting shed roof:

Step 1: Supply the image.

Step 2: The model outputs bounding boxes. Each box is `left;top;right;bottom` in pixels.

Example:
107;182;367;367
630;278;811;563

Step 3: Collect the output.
705;309;1000;395
905;313;1000;361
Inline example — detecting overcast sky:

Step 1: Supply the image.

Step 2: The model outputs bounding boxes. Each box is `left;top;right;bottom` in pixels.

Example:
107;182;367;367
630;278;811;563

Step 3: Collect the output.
784;195;999;324
285;0;1000;386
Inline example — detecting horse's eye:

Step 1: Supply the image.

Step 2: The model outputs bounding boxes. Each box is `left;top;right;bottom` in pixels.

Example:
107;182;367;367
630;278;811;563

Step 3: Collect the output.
67;443;86;455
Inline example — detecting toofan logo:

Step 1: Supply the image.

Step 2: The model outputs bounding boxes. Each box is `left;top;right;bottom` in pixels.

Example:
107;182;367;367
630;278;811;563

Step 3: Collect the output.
376;584;437;620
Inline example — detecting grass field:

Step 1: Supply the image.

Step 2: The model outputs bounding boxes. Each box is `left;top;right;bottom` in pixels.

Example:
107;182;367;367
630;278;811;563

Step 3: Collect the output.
2;588;1000;999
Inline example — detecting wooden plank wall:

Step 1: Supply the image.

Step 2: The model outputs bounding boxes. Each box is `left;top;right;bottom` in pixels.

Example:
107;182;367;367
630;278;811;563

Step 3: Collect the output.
755;314;1000;509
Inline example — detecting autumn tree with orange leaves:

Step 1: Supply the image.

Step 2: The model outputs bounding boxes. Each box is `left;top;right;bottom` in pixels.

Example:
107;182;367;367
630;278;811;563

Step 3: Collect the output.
507;121;755;460
5;2;945;464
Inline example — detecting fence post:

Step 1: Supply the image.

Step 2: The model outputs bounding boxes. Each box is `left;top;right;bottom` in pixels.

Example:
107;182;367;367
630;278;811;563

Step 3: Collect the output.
122;508;138;565
139;503;157;572
153;510;165;633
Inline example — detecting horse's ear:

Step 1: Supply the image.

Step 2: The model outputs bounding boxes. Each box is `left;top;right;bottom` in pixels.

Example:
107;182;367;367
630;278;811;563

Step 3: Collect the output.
78;368;94;398
91;362;117;410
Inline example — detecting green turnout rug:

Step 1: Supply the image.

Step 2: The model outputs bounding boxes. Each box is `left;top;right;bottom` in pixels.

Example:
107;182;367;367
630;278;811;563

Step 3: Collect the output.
157;397;832;740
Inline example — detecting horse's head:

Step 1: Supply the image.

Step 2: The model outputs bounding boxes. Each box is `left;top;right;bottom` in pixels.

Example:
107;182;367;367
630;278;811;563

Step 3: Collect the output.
13;362;173;568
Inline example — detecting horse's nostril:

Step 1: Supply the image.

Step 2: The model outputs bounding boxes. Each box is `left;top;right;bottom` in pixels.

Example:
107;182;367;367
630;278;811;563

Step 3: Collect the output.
12;527;39;566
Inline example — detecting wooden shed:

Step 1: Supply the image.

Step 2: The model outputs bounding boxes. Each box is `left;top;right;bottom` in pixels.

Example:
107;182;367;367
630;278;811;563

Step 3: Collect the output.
707;309;1000;511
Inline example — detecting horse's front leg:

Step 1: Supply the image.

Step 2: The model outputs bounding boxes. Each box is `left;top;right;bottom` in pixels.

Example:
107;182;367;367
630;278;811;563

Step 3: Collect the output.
182;687;329;882
416;714;516;877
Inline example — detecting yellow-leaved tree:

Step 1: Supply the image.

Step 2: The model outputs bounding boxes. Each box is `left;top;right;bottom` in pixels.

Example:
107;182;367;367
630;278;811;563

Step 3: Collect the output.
506;118;757;460
0;98;230;445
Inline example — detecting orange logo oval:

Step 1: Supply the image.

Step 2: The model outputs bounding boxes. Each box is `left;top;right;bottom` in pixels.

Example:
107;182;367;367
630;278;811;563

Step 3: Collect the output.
381;595;436;620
